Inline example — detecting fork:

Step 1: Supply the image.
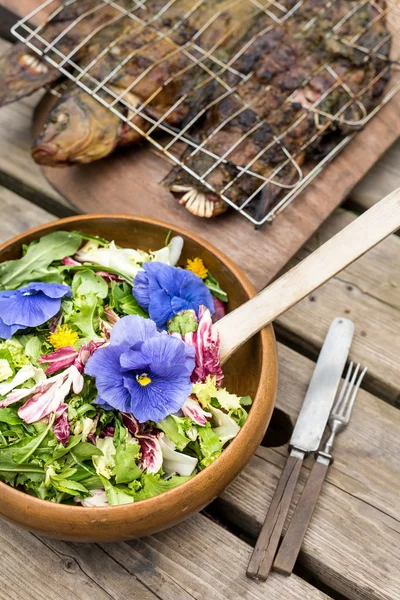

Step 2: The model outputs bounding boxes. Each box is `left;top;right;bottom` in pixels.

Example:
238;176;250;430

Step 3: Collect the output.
273;362;367;576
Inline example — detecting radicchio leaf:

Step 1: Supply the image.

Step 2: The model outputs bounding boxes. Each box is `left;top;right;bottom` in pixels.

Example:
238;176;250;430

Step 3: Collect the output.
53;411;70;446
183;306;223;386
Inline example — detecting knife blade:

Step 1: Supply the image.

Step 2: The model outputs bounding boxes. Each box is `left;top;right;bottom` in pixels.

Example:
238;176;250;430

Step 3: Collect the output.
246;317;354;581
290;317;354;453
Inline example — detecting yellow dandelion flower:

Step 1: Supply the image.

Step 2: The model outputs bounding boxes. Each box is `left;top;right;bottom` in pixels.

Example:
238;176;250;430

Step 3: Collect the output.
186;257;208;280
49;325;79;350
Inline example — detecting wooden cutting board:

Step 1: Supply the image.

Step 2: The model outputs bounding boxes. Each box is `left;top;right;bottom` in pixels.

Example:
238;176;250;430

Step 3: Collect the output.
35;89;400;292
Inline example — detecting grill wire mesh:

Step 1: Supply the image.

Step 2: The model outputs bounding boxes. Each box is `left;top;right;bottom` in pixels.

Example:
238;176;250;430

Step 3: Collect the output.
11;0;400;226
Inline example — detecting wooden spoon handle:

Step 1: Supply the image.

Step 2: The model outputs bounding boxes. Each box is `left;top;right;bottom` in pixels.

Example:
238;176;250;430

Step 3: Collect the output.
216;187;400;363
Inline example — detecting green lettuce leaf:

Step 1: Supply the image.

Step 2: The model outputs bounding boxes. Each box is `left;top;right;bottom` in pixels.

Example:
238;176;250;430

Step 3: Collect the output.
133;473;192;501
109;282;147;317
157;416;191;451
100;476;135;506
68;293;100;338
0;231;82;289
197;425;222;468
112;442;141;484
72;269;108;300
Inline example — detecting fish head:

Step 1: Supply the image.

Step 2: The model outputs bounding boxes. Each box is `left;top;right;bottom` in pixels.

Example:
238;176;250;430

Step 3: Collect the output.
32;89;122;166
0;44;57;107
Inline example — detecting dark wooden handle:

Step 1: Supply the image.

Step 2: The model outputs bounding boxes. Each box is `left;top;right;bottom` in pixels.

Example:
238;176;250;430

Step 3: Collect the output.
273;459;329;575
246;454;303;581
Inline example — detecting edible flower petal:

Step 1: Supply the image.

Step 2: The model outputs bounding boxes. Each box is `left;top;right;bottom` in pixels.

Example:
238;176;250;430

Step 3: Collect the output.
186;257;208;279
133;262;214;329
49;324;79;350
86;315;195;423
0;282;71;339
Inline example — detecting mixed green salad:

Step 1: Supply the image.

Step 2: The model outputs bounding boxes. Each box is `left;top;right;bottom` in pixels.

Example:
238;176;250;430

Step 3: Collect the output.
0;230;251;506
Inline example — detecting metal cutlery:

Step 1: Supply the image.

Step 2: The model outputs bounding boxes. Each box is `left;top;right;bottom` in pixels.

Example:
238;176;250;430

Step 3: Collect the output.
273;362;367;575
246;318;354;581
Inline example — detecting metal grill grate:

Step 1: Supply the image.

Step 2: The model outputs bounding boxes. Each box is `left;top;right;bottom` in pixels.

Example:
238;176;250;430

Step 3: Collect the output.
11;0;400;226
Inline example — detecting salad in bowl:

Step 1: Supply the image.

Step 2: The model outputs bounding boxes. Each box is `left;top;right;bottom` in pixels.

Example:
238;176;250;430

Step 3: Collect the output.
0;229;252;507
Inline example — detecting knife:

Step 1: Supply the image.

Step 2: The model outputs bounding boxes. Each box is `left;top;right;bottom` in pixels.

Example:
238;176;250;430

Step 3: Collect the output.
246;317;354;581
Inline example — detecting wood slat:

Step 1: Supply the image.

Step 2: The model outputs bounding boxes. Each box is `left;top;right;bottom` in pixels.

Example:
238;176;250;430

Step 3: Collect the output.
217;342;400;600
276;209;400;405
0;518;159;600
40;515;329;600
351;139;400;212
0;39;69;208
0;185;56;239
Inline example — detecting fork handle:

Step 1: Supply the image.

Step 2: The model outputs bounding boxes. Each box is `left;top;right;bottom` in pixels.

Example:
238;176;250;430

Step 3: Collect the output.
247;453;303;581
273;456;330;575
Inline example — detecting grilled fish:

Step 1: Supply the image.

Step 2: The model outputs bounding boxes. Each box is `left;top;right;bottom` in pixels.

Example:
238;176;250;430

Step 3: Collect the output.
0;0;137;107
166;0;391;220
32;0;277;165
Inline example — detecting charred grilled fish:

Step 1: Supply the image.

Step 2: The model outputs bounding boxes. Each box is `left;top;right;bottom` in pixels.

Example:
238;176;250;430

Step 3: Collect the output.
166;0;391;220
32;0;274;165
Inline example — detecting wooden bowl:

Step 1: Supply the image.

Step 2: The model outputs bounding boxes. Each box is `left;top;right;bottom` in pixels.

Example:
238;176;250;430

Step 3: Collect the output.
0;215;278;542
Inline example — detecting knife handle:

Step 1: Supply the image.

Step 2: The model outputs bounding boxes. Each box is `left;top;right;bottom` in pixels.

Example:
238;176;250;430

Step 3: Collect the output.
246;453;303;581
273;458;330;575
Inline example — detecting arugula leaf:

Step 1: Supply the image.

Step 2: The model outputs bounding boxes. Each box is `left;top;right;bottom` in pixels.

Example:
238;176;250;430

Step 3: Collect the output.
45;435;82;466
50;478;89;495
0;407;22;425
112;442;141;484
12;416;55;464
71;442;103;462
0;457;44;474
204;272;228;303
109;282;147;317
0;231;82;289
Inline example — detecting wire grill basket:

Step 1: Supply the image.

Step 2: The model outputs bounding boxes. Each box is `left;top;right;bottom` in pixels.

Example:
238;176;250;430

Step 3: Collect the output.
12;0;400;226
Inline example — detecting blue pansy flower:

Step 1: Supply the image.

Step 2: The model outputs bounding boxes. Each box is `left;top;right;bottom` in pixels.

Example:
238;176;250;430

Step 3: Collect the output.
0;282;71;339
85;315;195;423
133;262;214;329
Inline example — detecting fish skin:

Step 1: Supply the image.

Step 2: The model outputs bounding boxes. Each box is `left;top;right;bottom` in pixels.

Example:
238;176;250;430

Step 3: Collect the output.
32;86;124;166
166;0;391;220
0;0;135;107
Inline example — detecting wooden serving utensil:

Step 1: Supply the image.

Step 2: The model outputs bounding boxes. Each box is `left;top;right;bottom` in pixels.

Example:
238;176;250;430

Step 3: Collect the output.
215;186;400;364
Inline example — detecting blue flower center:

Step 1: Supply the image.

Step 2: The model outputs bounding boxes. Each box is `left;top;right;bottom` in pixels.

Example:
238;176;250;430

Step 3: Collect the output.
136;373;152;387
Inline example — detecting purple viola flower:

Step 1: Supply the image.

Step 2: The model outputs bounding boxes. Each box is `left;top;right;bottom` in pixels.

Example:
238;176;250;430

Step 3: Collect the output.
85;315;195;423
0;282;71;339
133;262;214;329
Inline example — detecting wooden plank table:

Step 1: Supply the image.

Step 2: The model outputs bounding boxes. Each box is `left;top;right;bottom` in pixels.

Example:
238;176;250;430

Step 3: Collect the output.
0;9;400;600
